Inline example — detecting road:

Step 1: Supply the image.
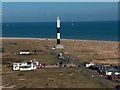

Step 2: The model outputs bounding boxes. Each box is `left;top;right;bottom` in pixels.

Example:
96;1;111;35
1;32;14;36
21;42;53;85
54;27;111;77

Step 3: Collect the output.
53;50;116;88
70;58;116;88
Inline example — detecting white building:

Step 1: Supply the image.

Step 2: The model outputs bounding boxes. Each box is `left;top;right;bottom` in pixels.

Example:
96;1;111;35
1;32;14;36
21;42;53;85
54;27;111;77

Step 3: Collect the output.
84;62;95;67
105;68;120;76
13;60;39;71
19;50;31;55
58;53;64;59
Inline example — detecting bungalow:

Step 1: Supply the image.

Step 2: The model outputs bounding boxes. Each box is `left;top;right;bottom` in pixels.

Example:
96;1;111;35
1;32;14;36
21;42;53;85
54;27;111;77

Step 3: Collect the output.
90;64;108;70
13;60;39;71
83;62;95;68
84;64;113;76
106;68;120;76
19;50;31;55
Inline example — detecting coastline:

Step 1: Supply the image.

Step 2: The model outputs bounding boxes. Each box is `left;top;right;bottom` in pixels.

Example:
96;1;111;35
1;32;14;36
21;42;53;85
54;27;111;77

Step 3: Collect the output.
0;37;118;43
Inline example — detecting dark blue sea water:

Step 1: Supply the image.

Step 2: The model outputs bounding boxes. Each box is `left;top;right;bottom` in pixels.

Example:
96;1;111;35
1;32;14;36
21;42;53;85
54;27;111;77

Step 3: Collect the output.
2;21;118;41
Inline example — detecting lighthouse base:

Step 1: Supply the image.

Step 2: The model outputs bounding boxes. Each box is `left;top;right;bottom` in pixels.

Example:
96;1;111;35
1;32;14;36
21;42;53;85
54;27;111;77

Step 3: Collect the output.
51;44;64;50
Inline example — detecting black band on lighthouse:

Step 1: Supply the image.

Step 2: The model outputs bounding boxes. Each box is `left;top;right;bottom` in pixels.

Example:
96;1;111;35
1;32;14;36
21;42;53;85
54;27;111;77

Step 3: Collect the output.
57;28;60;44
57;39;60;44
57;28;60;33
56;17;60;45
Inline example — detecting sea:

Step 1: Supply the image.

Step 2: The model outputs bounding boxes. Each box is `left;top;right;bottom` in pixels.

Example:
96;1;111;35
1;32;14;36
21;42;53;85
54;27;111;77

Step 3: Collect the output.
2;21;118;41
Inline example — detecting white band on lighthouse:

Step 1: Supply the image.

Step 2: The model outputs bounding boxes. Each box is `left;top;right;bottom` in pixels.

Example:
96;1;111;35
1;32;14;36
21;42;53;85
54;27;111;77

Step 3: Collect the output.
57;20;60;28
57;33;60;39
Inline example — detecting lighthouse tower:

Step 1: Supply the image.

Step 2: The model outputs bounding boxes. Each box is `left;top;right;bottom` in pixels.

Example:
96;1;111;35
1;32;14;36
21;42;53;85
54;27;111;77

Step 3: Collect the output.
57;17;61;44
52;17;64;49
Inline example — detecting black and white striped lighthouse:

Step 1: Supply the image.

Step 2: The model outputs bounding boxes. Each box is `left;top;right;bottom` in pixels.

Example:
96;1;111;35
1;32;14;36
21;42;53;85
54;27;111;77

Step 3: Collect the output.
56;17;61;44
52;16;64;49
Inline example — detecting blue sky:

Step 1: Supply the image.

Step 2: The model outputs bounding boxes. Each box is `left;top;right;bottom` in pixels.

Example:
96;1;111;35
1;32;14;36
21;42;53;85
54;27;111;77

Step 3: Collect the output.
2;2;118;22
2;0;120;2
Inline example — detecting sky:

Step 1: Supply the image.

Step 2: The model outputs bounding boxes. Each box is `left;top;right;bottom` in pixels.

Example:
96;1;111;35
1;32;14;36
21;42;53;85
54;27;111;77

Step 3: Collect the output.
1;0;120;2
2;2;118;22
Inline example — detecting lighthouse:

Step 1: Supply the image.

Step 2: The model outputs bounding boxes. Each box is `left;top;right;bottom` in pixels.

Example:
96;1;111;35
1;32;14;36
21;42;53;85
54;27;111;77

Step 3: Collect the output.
52;17;64;49
57;17;61;44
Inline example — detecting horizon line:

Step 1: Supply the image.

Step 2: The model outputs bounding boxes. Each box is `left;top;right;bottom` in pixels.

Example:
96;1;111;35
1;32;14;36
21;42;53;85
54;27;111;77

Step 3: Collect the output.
2;20;118;23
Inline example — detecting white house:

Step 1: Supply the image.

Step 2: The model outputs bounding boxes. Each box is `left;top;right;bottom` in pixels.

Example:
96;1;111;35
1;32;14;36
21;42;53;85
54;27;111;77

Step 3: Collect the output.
51;46;56;50
83;62;95;67
13;63;20;70
106;68;120;76
19;50;31;55
13;60;39;71
58;53;64;59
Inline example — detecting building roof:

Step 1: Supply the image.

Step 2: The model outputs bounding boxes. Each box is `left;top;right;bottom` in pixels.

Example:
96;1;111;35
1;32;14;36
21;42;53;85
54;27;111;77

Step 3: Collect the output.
114;66;120;70
91;64;105;68
107;68;119;72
